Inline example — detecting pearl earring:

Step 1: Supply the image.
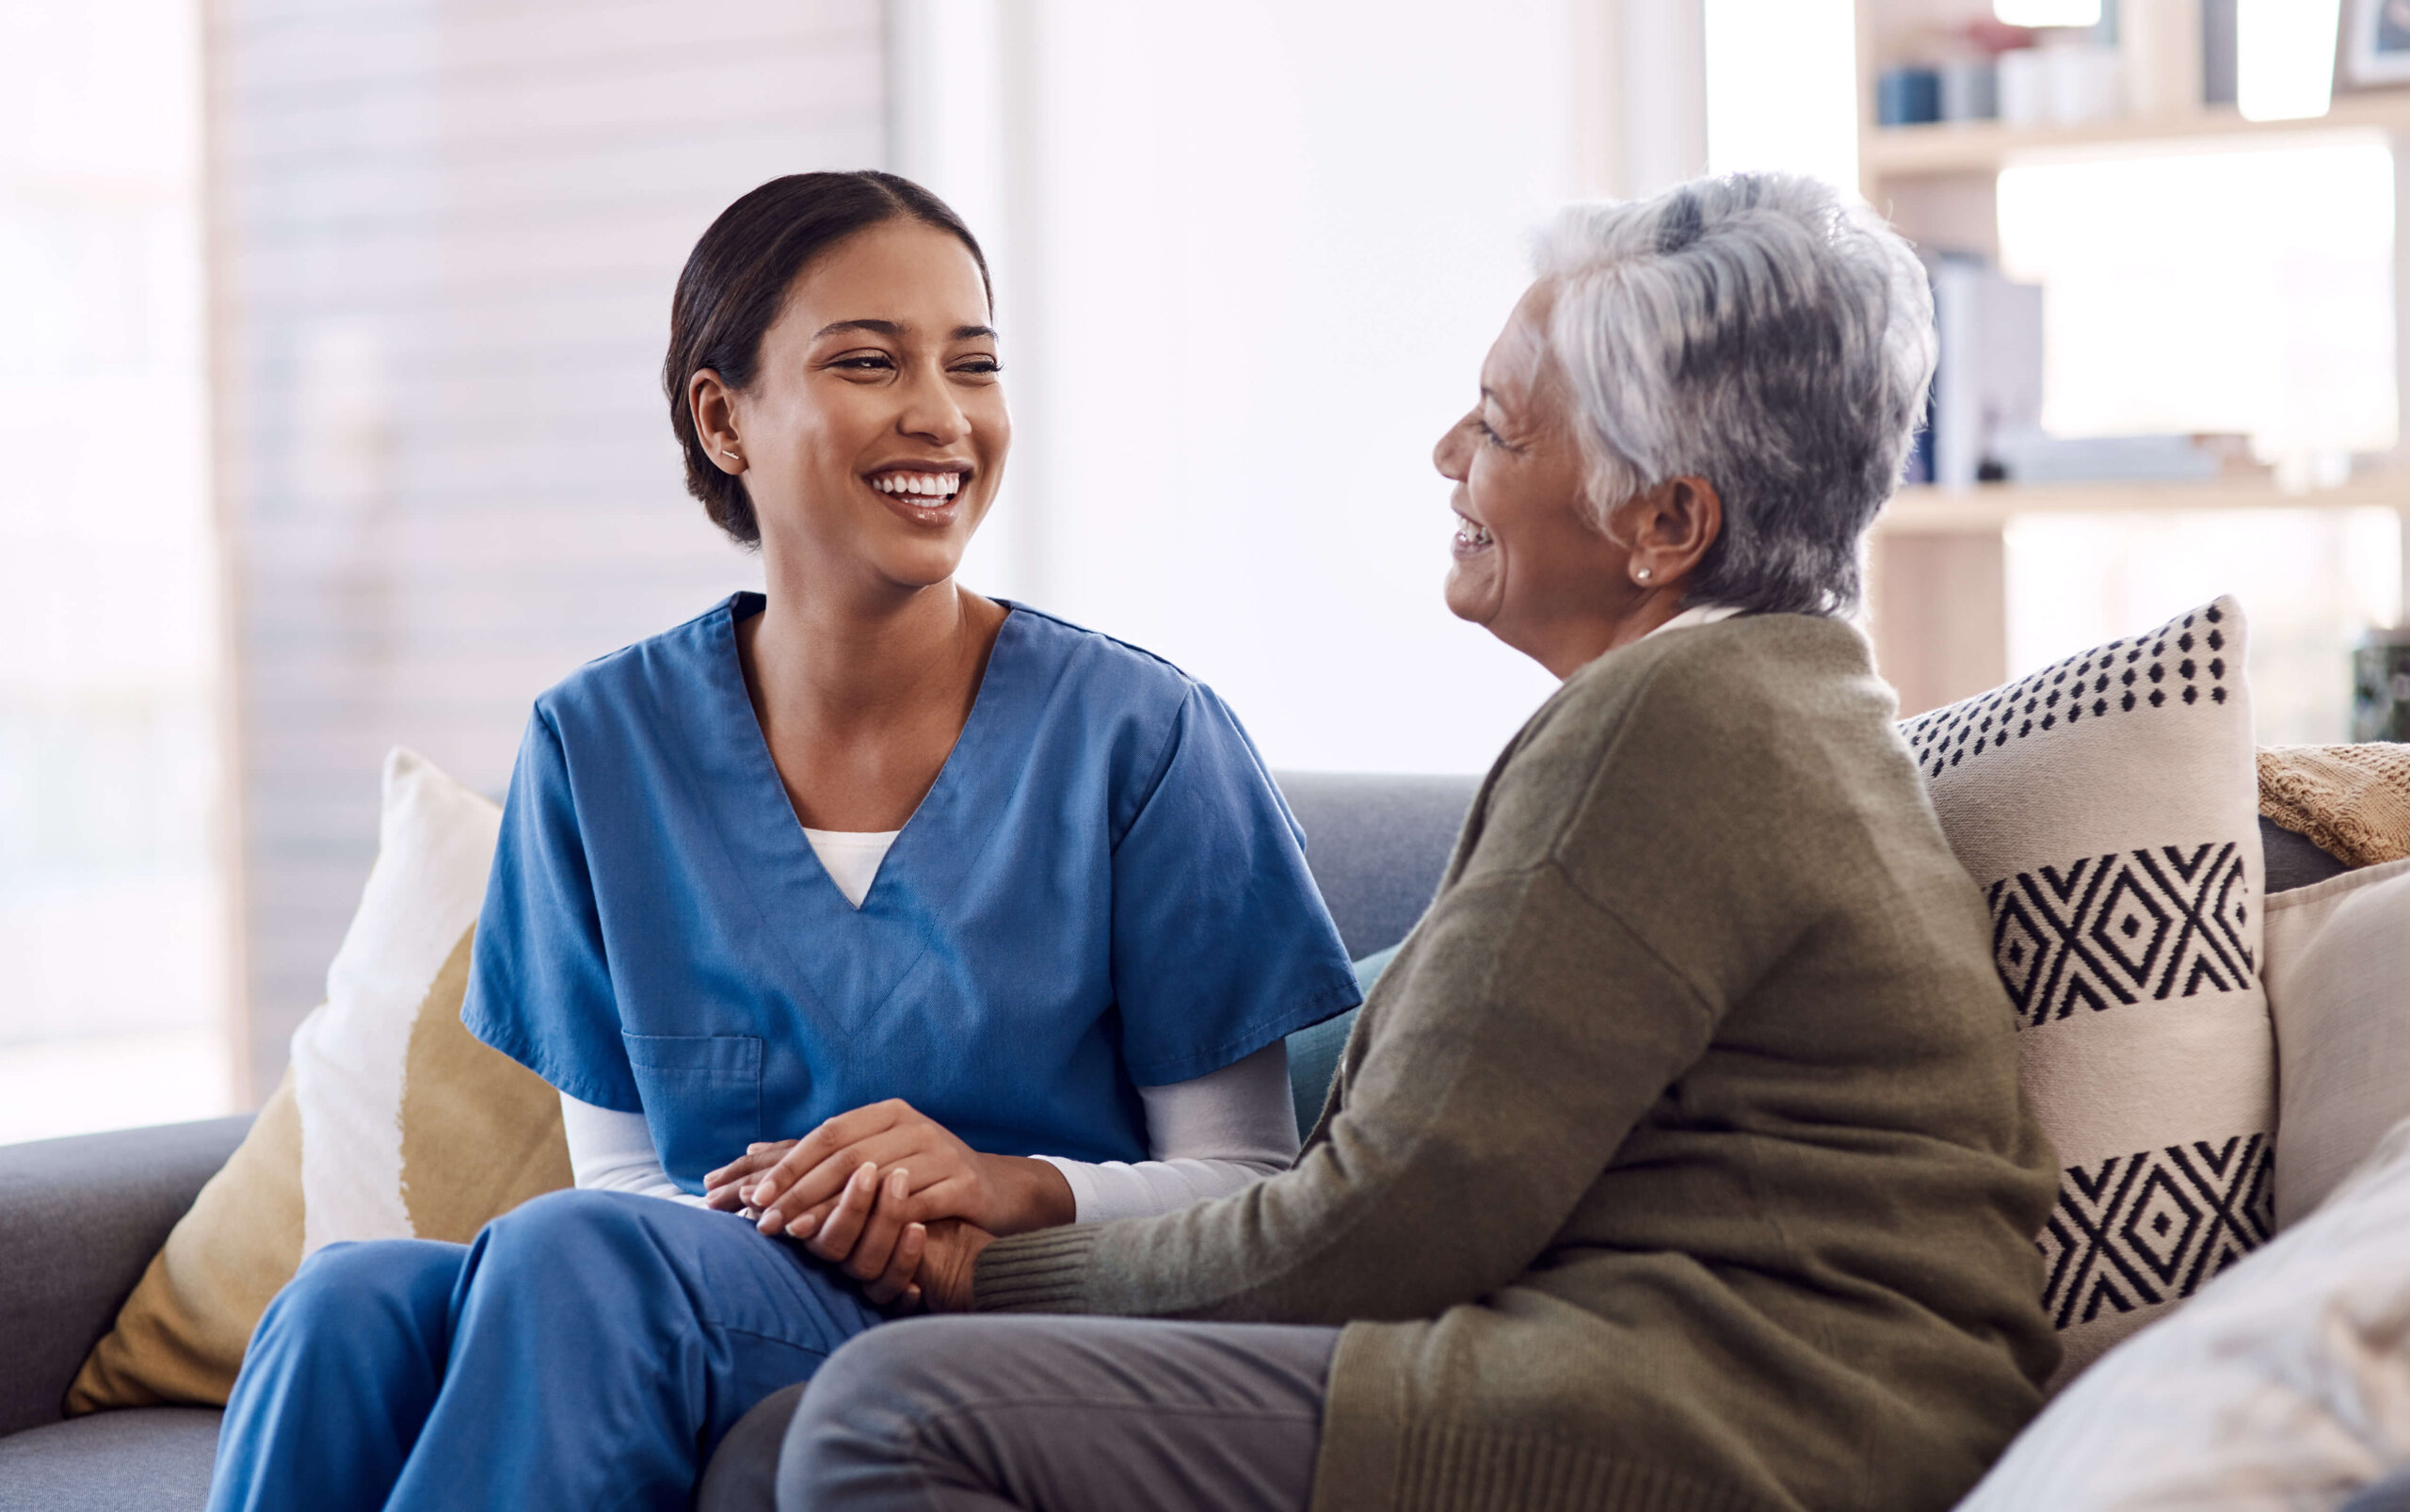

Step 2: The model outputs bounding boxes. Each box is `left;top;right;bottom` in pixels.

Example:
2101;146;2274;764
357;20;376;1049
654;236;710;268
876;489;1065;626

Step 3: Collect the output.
1634;567;1652;583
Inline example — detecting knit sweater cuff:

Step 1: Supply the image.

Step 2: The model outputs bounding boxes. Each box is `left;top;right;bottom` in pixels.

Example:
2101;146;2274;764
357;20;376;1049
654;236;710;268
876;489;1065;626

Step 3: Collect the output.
972;1224;1102;1312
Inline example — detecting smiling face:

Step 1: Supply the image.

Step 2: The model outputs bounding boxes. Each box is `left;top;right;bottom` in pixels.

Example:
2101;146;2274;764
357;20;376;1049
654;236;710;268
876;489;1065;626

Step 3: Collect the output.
1432;281;1635;674
699;218;1008;600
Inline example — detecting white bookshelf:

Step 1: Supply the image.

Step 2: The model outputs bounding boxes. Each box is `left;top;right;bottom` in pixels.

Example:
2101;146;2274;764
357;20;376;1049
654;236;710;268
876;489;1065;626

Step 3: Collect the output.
1878;471;2410;533
1852;0;2410;716
1863;92;2410;179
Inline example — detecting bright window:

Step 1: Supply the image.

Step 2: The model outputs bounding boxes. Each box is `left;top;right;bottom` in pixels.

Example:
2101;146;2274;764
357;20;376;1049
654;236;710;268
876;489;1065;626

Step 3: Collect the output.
1998;137;2398;471
0;0;228;1141
1995;136;2401;739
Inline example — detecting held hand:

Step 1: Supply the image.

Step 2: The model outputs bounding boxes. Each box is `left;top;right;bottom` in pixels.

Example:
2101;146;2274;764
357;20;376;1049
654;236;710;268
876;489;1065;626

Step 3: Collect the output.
703;1140;799;1212
904;1219;995;1313
805;1160;927;1302
743;1098;1072;1241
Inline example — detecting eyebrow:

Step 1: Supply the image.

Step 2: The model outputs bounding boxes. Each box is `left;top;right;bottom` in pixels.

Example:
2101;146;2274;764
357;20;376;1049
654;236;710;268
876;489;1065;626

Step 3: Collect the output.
813;319;998;342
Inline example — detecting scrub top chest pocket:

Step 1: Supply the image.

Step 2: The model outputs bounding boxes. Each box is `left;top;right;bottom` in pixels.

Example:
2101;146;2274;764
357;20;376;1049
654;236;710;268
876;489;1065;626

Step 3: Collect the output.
623;1033;764;1189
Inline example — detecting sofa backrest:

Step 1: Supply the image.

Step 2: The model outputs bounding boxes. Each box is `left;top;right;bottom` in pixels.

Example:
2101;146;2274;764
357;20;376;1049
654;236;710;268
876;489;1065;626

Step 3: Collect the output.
1274;772;1479;959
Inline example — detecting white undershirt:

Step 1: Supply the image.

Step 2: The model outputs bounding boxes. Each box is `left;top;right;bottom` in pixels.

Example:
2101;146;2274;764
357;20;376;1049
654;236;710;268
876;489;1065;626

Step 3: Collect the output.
559;827;1304;1221
1645;603;1743;638
798;827;900;910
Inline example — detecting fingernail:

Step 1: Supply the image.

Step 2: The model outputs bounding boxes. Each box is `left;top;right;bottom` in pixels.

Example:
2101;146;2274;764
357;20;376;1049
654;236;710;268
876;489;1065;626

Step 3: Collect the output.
889;1168;909;1198
791;1211;818;1237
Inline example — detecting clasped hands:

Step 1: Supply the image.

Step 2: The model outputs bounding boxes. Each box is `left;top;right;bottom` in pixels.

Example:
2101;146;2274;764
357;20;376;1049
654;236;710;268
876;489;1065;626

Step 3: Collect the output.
703;1098;1064;1312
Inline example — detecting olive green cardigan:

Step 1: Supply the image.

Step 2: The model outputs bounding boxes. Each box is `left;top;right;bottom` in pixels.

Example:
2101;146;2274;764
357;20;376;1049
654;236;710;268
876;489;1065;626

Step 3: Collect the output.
976;614;2060;1512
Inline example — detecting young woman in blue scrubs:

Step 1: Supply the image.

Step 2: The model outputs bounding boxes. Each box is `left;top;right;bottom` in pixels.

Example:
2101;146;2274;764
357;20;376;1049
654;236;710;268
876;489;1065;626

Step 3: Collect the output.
205;171;1359;1512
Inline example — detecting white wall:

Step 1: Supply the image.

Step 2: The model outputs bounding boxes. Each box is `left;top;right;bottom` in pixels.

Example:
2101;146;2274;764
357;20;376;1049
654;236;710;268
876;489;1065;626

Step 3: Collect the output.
904;0;1636;775
214;0;884;1097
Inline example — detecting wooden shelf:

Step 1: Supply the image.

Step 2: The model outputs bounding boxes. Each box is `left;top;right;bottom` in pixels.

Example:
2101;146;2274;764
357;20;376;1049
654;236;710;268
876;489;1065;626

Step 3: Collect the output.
1876;473;2410;534
1861;91;2410;181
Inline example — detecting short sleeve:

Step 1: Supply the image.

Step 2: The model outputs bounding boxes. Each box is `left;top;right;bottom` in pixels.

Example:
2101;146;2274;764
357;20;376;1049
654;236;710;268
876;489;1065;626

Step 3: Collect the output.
458;706;639;1111
1110;684;1362;1086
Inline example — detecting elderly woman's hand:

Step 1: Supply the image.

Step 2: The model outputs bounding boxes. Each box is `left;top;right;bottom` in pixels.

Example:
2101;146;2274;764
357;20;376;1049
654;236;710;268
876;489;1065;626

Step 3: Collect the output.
767;1168;992;1312
897;1218;994;1313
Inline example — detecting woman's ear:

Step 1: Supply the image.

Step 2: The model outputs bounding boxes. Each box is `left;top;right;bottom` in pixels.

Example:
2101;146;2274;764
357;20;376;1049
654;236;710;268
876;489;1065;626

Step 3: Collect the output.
688;370;747;475
1613;475;1722;588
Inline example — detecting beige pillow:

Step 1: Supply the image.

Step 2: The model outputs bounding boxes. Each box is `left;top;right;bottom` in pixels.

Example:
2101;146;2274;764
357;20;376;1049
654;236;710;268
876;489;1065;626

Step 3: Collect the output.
68;748;570;1411
2264;855;2410;1229
1900;597;2272;1391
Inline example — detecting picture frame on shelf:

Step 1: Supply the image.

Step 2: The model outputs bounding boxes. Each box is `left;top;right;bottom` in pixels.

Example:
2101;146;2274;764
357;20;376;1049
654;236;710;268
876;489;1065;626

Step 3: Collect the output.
2344;0;2410;88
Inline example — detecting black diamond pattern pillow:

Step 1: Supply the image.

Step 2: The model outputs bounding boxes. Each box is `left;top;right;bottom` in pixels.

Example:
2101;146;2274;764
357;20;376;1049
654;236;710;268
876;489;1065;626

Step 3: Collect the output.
1900;596;2270;1392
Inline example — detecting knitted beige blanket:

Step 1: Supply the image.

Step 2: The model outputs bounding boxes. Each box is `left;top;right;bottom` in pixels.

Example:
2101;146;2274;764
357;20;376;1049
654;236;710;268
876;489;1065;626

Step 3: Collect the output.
2258;743;2410;867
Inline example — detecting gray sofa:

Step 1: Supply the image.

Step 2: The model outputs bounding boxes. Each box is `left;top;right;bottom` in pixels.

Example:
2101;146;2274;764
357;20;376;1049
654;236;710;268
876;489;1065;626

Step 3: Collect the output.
0;772;1482;1512
0;765;2357;1512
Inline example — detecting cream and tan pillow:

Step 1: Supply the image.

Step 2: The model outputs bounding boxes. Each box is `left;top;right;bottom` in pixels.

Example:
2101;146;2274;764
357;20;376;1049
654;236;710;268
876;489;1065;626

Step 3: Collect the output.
69;748;570;1411
1900;597;2272;1391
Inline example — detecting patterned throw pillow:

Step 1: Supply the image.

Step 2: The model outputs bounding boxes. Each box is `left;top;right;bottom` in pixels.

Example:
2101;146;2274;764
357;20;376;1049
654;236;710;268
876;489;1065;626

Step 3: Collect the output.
66;748;570;1410
1900;597;2271;1391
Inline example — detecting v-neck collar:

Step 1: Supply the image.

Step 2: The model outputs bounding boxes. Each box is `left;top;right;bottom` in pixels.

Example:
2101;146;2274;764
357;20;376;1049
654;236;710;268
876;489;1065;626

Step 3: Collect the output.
717;590;1020;909
687;593;1034;1037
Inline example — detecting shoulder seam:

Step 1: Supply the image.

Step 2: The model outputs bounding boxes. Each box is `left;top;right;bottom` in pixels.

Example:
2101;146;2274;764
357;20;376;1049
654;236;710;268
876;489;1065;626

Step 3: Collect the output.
539;593;741;705
1004;603;1203;687
1540;858;1722;1025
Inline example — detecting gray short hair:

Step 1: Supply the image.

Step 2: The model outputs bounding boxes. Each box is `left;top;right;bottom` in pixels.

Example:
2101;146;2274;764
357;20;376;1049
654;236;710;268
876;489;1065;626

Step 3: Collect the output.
1534;173;1936;618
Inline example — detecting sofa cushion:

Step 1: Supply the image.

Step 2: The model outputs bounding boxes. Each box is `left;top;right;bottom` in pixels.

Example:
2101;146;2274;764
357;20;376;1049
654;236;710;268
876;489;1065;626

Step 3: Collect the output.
0;1407;217;1512
1274;773;1476;959
69;749;571;1411
1285;947;1396;1136
2264;856;2410;1228
1900;597;2271;1390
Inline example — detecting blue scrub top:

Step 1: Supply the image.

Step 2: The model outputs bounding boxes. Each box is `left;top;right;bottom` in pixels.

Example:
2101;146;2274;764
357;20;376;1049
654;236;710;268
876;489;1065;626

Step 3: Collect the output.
462;593;1360;1192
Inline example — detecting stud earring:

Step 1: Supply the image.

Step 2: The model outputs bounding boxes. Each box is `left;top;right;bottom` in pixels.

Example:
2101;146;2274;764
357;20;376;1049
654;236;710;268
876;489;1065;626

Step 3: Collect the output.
1634;567;1652;583
719;446;741;463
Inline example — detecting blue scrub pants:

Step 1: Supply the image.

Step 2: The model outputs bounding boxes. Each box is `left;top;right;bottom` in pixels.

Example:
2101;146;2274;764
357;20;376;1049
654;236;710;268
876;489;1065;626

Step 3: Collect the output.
205;1188;884;1512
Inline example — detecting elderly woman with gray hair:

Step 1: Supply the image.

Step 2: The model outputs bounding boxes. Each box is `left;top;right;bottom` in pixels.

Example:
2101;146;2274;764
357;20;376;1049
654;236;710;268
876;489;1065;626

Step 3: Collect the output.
734;172;2060;1512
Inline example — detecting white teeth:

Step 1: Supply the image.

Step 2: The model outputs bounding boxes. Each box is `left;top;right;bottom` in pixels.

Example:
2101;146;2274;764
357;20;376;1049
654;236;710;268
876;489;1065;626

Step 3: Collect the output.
873;472;964;498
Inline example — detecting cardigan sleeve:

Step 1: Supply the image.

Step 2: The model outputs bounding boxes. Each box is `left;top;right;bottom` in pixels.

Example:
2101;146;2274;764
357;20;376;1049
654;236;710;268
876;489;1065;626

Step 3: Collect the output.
975;636;1819;1322
977;861;1723;1319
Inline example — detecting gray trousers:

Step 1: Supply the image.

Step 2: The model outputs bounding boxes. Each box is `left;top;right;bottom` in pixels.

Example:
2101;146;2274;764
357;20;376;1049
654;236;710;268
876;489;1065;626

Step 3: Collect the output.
697;1315;1340;1512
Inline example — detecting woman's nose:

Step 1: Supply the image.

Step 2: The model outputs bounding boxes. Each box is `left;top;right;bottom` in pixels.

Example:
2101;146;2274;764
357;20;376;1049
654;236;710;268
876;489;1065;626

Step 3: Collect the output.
898;372;970;445
1434;416;1472;481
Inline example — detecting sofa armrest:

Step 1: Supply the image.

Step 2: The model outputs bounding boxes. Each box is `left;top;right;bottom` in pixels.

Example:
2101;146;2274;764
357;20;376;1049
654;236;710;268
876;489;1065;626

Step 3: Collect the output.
0;1116;252;1437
